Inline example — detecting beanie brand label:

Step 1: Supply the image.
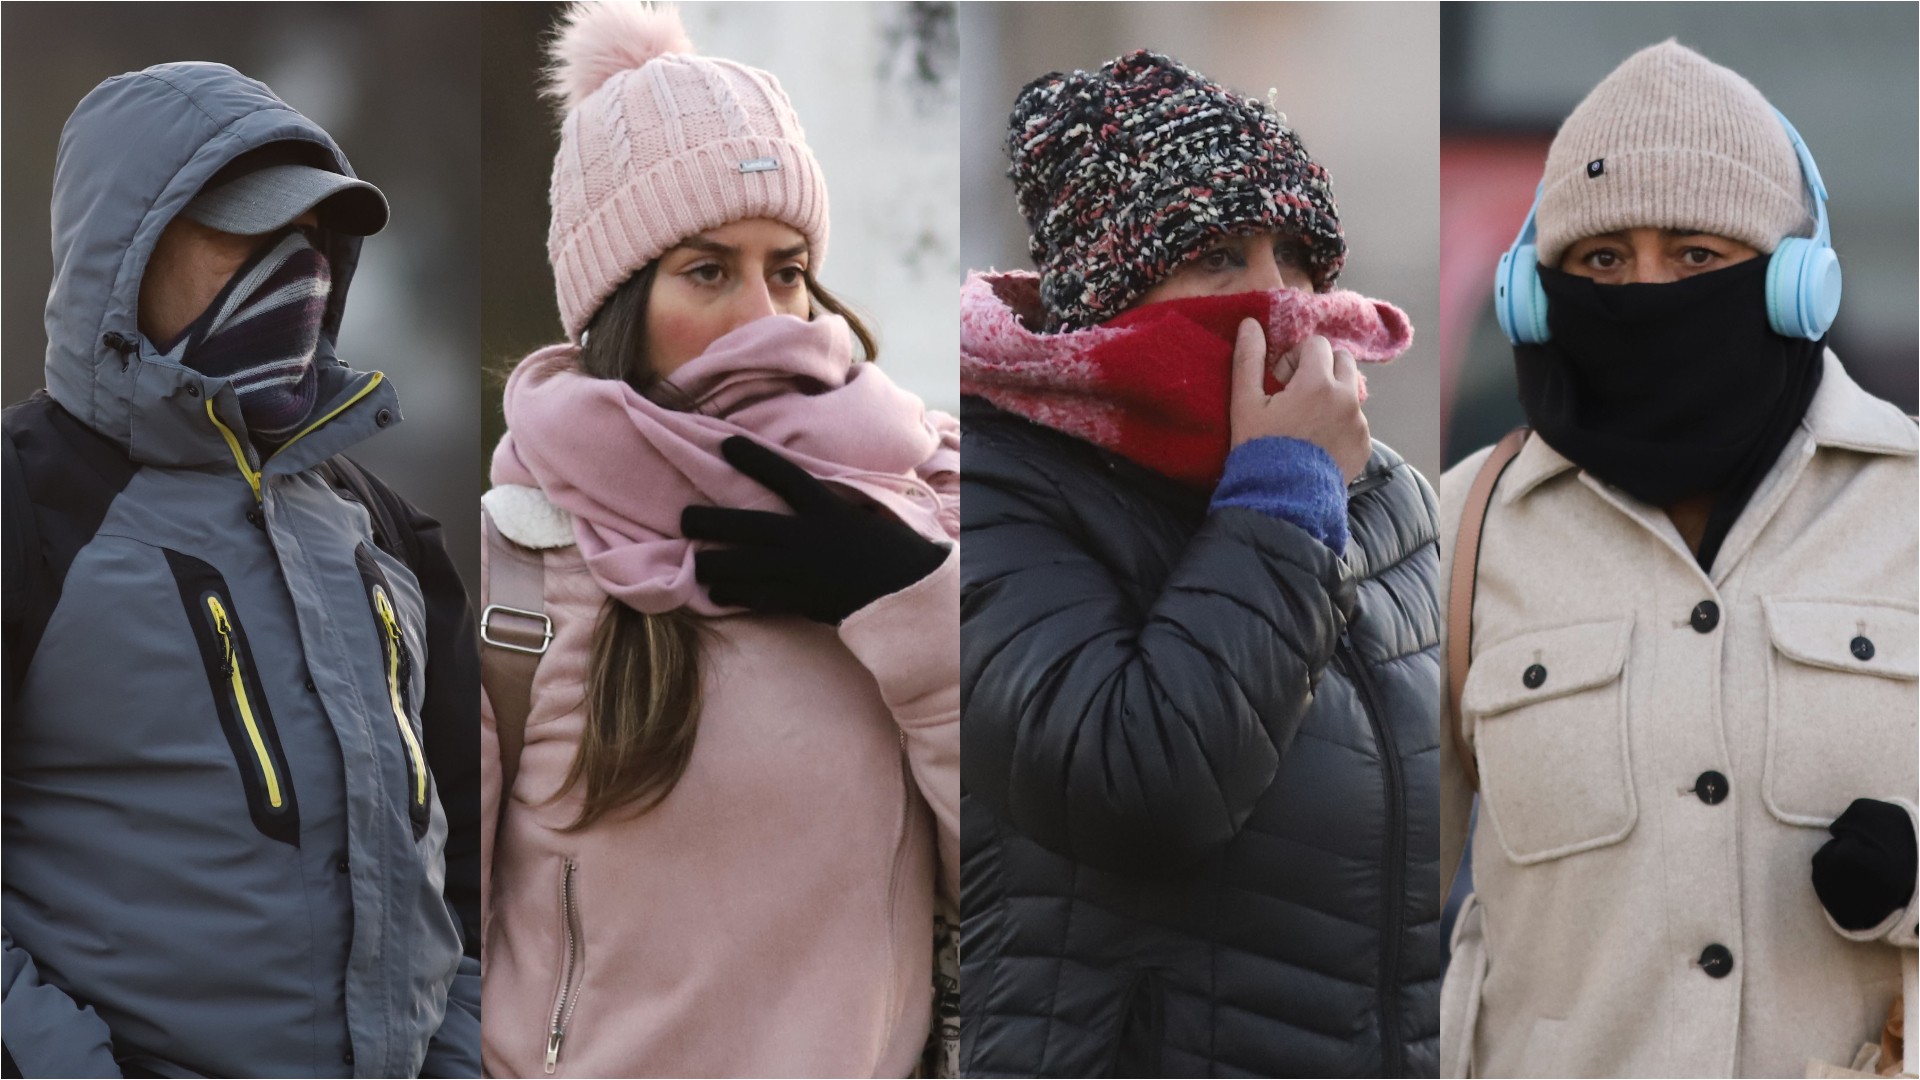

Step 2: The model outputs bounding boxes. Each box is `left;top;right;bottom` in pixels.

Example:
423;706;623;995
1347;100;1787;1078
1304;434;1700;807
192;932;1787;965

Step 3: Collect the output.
737;157;781;174
1587;158;1605;178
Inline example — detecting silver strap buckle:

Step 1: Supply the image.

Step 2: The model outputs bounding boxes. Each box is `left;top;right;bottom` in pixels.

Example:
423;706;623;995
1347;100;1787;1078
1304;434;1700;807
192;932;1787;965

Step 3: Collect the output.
480;604;553;656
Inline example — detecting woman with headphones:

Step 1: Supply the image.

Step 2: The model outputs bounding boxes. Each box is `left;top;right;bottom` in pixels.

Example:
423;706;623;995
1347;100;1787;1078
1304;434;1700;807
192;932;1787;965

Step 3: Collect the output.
1438;41;1916;1078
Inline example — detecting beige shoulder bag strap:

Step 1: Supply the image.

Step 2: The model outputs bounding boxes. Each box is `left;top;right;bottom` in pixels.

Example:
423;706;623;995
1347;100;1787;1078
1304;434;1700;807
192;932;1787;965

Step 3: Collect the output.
480;509;551;822
1447;427;1529;793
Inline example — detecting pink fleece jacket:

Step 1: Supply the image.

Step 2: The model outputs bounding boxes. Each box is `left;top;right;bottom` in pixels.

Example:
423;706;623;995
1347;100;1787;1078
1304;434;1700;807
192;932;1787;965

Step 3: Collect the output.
479;319;960;1078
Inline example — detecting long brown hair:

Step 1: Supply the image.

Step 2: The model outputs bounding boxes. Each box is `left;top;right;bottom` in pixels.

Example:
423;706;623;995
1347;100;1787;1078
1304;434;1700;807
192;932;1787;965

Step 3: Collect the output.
559;258;877;830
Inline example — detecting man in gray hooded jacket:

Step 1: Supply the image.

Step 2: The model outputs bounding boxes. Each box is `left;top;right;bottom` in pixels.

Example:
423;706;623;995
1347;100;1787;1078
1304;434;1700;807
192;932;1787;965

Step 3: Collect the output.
1;63;481;1078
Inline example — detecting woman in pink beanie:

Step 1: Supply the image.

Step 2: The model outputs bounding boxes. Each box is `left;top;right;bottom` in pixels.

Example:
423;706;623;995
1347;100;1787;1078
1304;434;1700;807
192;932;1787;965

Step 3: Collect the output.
477;4;960;1076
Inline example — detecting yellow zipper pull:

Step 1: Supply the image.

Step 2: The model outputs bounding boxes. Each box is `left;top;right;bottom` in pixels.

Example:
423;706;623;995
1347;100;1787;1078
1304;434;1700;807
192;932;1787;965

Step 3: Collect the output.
209;604;237;676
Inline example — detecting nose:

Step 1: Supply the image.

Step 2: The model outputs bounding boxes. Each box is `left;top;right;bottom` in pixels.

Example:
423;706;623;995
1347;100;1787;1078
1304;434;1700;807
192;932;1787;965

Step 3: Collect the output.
724;274;780;333
1628;234;1678;284
1243;245;1287;292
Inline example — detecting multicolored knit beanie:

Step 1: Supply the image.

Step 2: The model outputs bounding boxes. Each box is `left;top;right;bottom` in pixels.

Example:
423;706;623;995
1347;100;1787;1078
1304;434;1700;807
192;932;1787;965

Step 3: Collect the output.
1007;50;1344;331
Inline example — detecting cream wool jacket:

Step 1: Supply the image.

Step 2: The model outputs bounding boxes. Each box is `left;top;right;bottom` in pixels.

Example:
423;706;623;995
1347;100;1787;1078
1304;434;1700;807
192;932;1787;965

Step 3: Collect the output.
1438;353;1919;1079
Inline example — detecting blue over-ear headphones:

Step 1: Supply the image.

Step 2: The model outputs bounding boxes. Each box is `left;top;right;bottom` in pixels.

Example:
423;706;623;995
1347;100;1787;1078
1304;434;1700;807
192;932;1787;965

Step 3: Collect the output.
1495;106;1841;344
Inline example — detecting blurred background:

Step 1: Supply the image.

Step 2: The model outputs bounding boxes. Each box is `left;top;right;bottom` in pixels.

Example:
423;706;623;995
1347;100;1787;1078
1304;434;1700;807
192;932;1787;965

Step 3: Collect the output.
482;1;961;474
1441;1;1918;470
1;3;482;593
960;2;1443;482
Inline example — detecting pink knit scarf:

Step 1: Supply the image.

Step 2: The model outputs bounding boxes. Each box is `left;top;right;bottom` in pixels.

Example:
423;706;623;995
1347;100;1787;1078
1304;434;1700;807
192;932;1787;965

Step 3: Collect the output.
959;271;1413;486
494;313;958;616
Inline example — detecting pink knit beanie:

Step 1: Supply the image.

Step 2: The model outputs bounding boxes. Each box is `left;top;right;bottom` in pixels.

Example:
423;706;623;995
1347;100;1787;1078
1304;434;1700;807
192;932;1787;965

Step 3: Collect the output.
544;2;830;342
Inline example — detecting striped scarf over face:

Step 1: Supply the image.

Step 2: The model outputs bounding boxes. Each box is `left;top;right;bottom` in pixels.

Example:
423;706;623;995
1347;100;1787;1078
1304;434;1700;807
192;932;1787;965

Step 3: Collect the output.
165;229;331;447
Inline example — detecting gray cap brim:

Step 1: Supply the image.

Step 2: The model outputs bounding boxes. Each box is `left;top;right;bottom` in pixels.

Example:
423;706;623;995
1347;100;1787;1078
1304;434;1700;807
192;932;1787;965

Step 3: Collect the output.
180;163;390;236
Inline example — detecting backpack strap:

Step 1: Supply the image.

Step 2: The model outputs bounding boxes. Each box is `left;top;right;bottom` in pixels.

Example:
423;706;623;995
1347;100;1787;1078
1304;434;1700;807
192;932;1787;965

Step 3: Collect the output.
480;508;549;819
1448;427;1529;793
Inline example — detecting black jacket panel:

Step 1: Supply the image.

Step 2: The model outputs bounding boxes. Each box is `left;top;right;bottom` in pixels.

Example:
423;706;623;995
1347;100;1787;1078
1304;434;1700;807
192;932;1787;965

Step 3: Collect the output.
959;399;1442;1078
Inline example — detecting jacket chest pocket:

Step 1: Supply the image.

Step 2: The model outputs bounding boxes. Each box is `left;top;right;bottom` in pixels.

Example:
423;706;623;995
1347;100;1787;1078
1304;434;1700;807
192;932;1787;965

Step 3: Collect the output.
1464;618;1636;864
1762;597;1918;827
164;548;301;846
356;545;431;840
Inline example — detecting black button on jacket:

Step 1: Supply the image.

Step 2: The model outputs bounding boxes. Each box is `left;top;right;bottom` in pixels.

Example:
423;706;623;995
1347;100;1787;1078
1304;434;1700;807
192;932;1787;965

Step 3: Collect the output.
958;400;1442;1077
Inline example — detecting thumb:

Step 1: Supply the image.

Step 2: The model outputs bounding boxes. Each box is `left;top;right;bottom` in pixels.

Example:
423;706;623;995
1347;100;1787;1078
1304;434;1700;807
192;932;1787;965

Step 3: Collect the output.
1231;318;1267;404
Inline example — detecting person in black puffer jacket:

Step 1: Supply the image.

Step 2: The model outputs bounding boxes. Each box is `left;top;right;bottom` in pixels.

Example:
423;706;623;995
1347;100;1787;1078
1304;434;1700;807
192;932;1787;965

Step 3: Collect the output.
958;51;1441;1077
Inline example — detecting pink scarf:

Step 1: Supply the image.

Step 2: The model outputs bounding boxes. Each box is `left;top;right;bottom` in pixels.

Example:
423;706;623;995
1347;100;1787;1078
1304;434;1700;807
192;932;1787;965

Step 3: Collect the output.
959;271;1413;486
494;313;958;616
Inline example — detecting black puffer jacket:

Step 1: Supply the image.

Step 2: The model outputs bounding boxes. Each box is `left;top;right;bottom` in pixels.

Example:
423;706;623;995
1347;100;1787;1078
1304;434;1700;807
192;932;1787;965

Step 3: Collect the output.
958;398;1441;1077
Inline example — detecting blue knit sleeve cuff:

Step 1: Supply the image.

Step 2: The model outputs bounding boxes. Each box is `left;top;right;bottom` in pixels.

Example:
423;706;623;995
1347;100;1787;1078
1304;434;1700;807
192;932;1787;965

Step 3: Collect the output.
1209;436;1350;553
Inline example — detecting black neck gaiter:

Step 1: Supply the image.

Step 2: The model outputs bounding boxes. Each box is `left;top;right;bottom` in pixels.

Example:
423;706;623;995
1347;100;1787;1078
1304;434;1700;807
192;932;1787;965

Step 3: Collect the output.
1514;257;1824;572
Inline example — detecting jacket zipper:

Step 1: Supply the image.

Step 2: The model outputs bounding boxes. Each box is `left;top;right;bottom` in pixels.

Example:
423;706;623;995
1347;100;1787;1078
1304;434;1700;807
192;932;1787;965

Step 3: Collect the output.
546;857;582;1073
1339;631;1405;1076
203;372;387;503
205;401;262;502
206;595;284;809
371;584;428;810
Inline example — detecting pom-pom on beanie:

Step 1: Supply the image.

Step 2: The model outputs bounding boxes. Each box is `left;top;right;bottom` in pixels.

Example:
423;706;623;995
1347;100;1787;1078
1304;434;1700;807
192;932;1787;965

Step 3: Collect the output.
544;1;829;342
1007;50;1344;332
1535;39;1812;268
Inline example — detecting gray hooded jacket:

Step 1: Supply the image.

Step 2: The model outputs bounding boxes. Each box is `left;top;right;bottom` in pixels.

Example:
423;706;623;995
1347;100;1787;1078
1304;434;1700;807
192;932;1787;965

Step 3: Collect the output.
2;63;477;1078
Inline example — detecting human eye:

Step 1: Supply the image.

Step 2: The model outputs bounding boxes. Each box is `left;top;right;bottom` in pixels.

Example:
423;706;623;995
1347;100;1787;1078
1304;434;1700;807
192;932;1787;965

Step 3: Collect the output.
1679;246;1716;267
1585;248;1622;270
1274;238;1308;268
684;261;725;285
1199;245;1244;272
771;264;806;288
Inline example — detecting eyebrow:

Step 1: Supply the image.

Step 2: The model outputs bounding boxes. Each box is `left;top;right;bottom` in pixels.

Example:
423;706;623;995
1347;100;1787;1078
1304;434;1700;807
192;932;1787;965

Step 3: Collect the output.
669;238;811;261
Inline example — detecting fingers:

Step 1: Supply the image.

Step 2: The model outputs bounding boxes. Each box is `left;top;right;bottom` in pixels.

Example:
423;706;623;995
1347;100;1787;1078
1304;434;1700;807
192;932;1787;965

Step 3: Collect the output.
718;435;835;515
1288;335;1334;390
1271;340;1304;386
680;504;802;547
1231;318;1267;405
693;546;811;588
695;547;819;617
1330;346;1359;392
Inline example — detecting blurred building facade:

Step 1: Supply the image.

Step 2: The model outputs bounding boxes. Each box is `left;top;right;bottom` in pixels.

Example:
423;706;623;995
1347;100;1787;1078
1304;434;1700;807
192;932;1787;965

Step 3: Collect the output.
1440;1;1918;468
481;0;961;477
2;3;483;591
960;1;1444;482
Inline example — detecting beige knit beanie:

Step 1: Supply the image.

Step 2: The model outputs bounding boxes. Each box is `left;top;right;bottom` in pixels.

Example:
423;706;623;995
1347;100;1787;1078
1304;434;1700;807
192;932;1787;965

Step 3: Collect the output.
544;2;829;342
1535;39;1812;268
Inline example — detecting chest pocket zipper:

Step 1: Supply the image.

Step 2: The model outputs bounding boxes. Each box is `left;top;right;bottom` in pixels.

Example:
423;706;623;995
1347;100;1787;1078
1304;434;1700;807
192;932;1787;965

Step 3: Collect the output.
207;596;285;811
164;547;300;847
368;579;432;840
373;586;429;803
356;543;431;839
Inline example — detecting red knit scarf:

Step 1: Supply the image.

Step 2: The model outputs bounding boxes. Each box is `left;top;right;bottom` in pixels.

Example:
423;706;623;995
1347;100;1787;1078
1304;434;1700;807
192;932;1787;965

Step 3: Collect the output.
959;271;1414;486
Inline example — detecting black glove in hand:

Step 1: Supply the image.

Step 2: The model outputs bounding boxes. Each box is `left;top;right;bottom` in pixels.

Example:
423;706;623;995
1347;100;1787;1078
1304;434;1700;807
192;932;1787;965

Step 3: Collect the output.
682;436;950;624
1811;798;1917;932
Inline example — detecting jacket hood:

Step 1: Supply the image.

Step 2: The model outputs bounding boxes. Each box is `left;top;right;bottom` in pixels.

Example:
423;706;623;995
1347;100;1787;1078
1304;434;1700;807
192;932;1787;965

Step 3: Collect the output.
46;62;379;466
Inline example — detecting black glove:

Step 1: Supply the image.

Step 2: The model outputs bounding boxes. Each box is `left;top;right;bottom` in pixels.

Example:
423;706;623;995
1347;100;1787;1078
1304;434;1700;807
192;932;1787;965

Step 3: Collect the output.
681;436;950;624
1811;798;1917;931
